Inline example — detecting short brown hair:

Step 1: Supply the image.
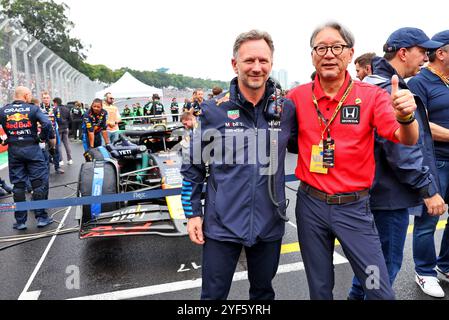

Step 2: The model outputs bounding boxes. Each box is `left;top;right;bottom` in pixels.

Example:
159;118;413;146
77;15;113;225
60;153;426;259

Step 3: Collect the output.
180;112;194;122
354;52;376;67
212;87;223;96
30;98;40;106
233;30;274;58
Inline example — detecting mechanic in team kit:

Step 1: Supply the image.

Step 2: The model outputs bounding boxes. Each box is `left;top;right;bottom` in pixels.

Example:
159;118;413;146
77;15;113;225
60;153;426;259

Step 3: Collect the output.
81;98;110;152
0;86;53;230
181;30;297;300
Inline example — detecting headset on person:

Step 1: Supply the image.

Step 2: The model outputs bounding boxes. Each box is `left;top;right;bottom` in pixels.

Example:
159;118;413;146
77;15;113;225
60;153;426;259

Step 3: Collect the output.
265;78;289;222
263;78;283;122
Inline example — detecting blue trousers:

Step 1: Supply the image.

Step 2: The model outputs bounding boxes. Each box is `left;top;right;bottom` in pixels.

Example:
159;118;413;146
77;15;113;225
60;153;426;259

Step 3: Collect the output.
8;144;49;224
349;209;409;300
201;238;282;300
296;189;395;300
413;159;449;276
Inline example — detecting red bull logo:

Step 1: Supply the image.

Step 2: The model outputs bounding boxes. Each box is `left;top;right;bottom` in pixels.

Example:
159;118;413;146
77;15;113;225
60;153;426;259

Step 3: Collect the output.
6;113;29;122
6;121;32;130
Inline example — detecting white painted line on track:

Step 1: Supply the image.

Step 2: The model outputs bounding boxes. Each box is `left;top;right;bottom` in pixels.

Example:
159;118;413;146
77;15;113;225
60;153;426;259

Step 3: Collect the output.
68;252;349;300
18;206;72;300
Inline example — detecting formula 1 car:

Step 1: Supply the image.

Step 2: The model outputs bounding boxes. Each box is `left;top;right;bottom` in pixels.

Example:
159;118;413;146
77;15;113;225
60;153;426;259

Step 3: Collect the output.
119;114;180;132
76;125;188;239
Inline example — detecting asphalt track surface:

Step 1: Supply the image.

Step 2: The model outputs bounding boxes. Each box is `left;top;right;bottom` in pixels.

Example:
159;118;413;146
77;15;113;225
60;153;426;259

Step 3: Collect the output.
0;140;449;301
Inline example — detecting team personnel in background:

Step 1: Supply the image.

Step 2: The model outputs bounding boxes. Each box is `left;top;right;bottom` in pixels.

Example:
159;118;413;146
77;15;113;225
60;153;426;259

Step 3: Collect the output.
30;97;55;176
348;27;445;300
82;98;110;152
146;94;165;116
181;30;297;300
70;101;84;141
182;98;190;113
190;89;204;116
41;91;64;174
287;21;419;300
183;90;204;116
133;103;143;117
0;176;13;196
354;52;376;81
102;92;121;144
54;97;73;165
180;111;196;131
170;98;179;122
122;105;131;117
0;86;53;230
408;30;449;298
212;86;223;98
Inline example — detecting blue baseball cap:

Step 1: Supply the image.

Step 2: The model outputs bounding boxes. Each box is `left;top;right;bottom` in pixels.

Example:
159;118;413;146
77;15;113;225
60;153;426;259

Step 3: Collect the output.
383;27;443;52
432;30;449;47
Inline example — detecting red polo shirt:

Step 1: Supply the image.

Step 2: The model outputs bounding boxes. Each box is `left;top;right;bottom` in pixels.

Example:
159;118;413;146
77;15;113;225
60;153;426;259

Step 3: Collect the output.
287;72;400;194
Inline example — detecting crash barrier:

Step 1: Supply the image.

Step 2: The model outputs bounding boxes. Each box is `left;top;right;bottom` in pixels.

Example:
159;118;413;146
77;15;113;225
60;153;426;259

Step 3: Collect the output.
0;175;299;213
0;14;103;106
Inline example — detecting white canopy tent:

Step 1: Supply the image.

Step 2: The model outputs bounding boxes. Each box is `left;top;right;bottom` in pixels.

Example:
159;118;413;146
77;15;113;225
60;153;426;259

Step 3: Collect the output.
95;72;163;100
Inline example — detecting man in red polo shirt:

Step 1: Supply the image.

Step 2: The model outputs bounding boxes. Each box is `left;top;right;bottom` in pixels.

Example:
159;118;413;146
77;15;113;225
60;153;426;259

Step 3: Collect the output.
287;22;419;300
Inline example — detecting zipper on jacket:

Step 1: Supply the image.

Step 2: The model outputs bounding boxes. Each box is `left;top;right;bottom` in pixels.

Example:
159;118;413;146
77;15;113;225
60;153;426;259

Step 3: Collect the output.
230;97;261;244
249;107;260;244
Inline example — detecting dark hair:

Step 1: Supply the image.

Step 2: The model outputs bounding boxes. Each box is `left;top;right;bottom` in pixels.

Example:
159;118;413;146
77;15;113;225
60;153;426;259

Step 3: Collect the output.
354;52;376;67
310;21;355;49
91;98;103;107
233;30;274;58
53;97;62;106
383;47;418;62
212;86;223;96
383;50;397;61
428;44;449;62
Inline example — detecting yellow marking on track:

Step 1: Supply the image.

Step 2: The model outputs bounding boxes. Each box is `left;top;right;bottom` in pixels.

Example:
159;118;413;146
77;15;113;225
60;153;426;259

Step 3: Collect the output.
281;221;447;255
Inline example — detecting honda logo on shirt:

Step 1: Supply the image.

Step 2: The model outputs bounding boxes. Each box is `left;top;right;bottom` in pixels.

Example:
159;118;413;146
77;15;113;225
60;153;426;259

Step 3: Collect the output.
341;106;360;124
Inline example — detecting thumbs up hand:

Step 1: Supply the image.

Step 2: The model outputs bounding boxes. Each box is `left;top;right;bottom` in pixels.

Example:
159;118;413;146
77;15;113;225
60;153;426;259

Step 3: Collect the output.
391;74;399;98
391;75;417;121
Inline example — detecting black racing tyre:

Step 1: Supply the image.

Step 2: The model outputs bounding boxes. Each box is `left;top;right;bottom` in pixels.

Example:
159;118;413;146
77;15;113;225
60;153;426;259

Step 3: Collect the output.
78;161;119;224
84;148;109;162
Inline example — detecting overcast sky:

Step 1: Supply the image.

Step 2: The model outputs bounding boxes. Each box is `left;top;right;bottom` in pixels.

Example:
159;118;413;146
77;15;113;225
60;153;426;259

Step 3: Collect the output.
55;0;449;86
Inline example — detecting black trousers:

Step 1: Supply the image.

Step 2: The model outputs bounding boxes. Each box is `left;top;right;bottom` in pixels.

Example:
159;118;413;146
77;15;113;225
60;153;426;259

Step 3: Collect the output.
201;238;282;300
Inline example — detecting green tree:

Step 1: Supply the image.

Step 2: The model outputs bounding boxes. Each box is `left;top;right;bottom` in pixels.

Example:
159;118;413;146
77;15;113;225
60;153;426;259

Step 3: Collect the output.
0;0;228;89
1;0;86;70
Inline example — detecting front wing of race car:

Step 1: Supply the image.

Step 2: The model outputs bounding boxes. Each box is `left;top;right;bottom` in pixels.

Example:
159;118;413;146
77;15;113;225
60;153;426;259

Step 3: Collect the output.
79;198;188;239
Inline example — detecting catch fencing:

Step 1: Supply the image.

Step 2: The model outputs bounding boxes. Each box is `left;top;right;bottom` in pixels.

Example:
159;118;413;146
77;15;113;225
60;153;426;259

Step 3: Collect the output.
0;14;103;107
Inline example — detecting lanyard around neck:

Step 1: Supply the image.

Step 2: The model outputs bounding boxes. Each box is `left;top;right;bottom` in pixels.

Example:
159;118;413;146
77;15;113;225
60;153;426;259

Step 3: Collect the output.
312;79;354;140
427;66;449;88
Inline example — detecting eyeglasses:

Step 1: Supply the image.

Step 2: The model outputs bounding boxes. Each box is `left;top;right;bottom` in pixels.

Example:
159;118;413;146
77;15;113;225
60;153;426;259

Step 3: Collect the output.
313;44;350;57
